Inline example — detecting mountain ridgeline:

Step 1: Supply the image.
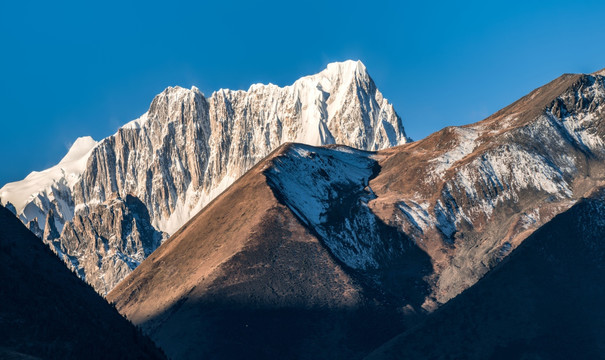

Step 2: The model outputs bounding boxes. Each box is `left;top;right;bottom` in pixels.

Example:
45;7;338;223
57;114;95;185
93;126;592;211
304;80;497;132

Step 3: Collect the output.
107;69;605;359
0;60;409;295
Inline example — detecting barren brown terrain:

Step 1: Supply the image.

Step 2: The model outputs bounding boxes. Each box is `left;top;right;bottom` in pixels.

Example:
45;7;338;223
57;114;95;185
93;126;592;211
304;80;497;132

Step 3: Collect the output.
108;146;412;359
368;72;605;307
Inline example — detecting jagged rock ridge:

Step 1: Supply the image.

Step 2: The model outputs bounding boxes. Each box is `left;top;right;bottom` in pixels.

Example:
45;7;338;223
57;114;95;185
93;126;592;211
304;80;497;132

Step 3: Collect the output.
74;60;407;235
0;60;409;294
54;195;166;294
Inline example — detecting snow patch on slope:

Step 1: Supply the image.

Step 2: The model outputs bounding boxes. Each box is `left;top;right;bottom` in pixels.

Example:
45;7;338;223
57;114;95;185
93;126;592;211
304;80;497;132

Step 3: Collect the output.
121;113;149;130
397;200;433;233
430;127;479;176
431;142;573;239
265;144;403;270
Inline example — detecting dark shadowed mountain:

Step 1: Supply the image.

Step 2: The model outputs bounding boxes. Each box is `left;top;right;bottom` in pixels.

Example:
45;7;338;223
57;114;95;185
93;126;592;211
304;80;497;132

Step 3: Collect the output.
365;188;605;359
0;205;165;360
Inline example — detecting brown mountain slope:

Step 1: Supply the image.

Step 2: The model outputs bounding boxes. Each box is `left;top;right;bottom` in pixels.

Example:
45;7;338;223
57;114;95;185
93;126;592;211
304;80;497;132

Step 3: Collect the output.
365;188;605;359
109;70;605;359
107;145;423;359
367;71;605;307
0;205;165;360
233;70;605;313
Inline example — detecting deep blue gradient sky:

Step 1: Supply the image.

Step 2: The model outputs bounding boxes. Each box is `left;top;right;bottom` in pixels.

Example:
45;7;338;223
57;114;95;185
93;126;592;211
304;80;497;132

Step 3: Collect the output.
2;0;605;185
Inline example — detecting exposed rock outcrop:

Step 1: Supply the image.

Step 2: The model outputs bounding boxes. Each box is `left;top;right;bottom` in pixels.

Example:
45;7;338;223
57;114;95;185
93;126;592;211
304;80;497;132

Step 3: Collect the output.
42;208;60;241
52;195;166;295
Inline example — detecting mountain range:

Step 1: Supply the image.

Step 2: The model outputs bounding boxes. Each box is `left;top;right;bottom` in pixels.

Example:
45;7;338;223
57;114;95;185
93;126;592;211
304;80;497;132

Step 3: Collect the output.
108;68;605;359
2;62;605;359
0;60;409;295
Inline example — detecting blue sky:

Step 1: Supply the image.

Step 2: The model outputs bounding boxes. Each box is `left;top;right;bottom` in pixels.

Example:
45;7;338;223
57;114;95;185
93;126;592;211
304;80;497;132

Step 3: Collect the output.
2;0;605;185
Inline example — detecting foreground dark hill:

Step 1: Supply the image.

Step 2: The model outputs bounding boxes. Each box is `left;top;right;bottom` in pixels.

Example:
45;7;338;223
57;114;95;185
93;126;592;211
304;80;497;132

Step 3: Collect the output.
366;188;605;359
0;205;165;360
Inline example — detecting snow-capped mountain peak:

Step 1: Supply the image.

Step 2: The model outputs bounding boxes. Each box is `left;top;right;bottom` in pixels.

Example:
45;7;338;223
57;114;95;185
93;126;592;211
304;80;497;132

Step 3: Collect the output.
1;60;408;294
59;136;98;165
300;59;367;85
0;136;98;228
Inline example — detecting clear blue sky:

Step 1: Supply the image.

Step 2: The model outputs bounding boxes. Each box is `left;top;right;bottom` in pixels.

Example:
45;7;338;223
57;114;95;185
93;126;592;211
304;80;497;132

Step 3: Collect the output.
2;0;605;185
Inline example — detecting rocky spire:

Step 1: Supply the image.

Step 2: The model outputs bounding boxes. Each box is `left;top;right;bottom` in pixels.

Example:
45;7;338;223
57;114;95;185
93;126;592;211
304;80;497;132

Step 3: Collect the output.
42;209;60;241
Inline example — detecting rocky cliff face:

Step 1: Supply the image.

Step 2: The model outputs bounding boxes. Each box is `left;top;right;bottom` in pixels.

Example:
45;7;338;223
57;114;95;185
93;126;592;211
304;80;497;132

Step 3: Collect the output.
73;60;407;235
0;60;409;294
50;195;165;295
